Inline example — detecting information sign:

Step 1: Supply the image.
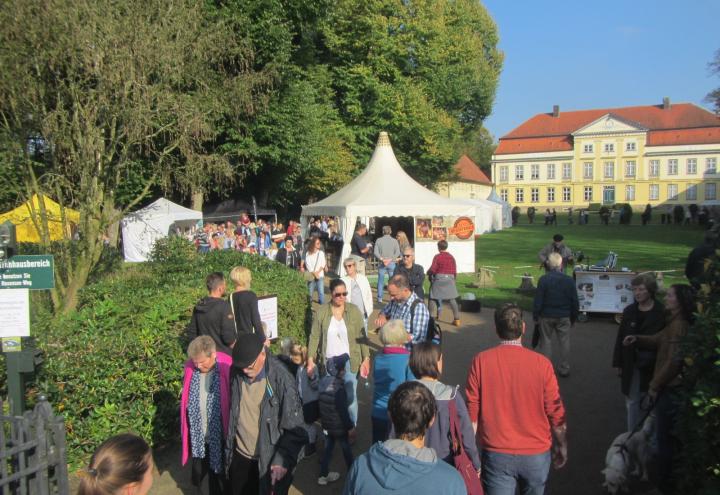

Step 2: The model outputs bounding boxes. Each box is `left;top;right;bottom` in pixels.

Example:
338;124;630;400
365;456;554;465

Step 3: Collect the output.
257;295;278;340
0;289;30;337
0;255;55;290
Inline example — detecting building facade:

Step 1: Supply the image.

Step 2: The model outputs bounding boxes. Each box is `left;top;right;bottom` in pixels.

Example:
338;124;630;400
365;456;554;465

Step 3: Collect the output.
436;154;493;200
491;100;720;211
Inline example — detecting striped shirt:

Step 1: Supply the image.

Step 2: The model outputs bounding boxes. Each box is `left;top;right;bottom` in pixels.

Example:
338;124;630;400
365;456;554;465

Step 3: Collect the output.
381;292;430;346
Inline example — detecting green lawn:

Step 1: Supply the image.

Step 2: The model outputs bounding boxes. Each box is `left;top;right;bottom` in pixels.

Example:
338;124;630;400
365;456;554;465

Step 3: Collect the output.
456;219;704;311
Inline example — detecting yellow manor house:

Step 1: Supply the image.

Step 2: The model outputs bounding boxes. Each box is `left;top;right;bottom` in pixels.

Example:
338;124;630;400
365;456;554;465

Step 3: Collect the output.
491;99;720;211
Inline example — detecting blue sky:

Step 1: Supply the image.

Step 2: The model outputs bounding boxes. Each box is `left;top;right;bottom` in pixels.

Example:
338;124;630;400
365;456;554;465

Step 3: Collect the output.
482;0;720;139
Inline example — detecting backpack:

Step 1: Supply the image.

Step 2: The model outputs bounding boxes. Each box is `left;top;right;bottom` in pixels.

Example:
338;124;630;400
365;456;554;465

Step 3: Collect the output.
410;299;442;344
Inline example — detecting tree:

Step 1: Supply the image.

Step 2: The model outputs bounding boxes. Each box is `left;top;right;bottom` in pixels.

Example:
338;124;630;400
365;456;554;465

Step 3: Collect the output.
707;48;720;114
0;0;266;312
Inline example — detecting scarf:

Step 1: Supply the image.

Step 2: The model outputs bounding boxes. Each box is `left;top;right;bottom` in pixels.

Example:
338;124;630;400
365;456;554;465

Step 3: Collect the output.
187;368;223;473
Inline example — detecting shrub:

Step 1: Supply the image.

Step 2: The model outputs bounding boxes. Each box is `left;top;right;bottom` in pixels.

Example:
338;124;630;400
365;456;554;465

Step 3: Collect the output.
33;238;310;466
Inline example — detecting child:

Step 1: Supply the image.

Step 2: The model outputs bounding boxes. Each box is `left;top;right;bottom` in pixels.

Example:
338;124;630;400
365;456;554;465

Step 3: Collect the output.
317;353;355;486
289;343;320;457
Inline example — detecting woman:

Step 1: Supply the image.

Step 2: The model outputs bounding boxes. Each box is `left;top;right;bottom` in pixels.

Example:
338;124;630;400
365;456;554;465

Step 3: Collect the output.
427;239;461;327
276;236;302;269
371;320;414;443
396;230;411;253
78;433;154;495
341;257;373;335
307;279;370;427
257;230;270;257
304;236;327;304
613;272;665;432
229;266;266;340
401;342;481;473
623;284;694;489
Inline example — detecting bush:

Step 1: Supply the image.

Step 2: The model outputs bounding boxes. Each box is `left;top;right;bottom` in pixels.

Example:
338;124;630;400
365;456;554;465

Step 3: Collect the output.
33;238;310;466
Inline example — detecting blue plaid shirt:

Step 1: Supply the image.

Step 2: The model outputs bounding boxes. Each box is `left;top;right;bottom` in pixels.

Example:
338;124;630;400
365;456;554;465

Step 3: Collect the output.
381;292;430;347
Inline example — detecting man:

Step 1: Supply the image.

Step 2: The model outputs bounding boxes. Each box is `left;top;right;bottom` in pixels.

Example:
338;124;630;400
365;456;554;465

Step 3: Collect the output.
341;258;373;336
181;336;233;495
538;233;573;272
186;272;237;355
374;274;430;346
350;224;372;275
466;303;567;494
685;229;718;288
374;225;401;303
533;252;579;377
343;381;466;495
393;247;425;300
225;332;307;495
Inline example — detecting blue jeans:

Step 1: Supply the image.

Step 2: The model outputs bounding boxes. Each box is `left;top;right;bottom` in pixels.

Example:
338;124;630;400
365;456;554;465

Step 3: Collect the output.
320;433;353;477
344;371;358;426
482;450;551;495
377;262;396;301
307;278;325;304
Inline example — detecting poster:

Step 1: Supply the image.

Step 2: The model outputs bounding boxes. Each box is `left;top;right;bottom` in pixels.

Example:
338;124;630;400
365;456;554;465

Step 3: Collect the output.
575;271;635;313
0;288;30;337
257;295;278;340
416;216;475;242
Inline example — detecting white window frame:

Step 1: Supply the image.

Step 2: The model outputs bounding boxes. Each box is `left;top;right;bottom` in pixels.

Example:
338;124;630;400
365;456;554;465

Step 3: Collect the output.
547;187;555;202
705;183;717;201
515;188;524;203
562;186;571;202
531;164;540;180
625;160;636;178
583;186;593;202
686;184;697;201
547;163;555;180
603;143;615;153
530;187;539;202
649;184;659;201
583;162;593;179
562;163;572;180
667;159;678;176
625;141;636;152
583;143;593;153
707;157;717;174
625;185;635;201
649;160;660;177
515;165;525;181
667;183;678;201
604;161;614;179
500;189;508;202
687;158;697;175
499;166;508;182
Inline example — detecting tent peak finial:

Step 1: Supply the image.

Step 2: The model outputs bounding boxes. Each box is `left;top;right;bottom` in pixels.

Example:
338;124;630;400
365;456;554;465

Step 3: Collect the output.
376;131;391;147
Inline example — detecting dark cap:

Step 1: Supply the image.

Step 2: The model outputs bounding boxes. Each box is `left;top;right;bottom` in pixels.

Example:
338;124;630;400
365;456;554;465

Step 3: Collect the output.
232;333;265;369
553;234;564;242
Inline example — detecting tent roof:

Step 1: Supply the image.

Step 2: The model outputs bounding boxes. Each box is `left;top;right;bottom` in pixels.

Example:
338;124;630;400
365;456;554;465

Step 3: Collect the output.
302;133;474;218
0;194;79;242
487;188;509;206
124;198;201;223
203;199;276;221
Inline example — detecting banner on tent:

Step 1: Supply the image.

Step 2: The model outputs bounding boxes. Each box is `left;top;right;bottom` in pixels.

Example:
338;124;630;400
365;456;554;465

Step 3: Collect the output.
415;216;475;242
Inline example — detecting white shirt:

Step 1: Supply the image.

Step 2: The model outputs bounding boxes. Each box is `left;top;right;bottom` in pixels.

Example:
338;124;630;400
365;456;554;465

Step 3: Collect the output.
325;316;350;359
305;250;326;278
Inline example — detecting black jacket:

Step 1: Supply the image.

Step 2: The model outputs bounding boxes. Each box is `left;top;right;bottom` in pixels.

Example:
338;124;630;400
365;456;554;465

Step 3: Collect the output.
186;297;237;355
318;374;353;437
393;263;426;299
533;270;579;321
685;243;715;287
613;300;665;395
225;352;307;495
230;290;266;340
276;248;301;270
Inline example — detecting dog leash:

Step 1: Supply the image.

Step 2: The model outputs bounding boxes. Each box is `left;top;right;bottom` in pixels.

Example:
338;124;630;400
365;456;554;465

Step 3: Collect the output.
614;391;660;453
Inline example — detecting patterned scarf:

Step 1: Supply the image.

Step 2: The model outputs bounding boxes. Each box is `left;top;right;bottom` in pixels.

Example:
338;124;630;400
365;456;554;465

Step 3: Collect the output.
187;368;223;473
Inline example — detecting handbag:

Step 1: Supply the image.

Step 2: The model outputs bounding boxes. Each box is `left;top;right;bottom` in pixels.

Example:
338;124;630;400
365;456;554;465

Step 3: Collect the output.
303;271;316;282
448;398;484;495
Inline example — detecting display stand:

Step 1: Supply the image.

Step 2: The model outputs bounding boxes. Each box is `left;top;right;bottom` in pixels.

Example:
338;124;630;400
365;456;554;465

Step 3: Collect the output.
574;270;636;323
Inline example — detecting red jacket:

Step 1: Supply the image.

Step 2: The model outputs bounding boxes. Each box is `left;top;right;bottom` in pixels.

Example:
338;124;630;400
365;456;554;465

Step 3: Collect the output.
428;251;456;276
465;344;566;455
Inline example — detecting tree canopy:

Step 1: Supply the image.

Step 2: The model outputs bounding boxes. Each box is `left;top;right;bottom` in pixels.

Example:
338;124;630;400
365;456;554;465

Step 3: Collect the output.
707;48;720;114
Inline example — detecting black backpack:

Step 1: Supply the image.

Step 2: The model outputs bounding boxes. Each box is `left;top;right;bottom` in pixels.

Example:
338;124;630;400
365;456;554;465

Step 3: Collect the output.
410;299;442;344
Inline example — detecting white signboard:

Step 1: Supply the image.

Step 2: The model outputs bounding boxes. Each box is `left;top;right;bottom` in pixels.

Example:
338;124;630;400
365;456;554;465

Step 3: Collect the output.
0;289;30;337
257;295;278;340
575;271;636;314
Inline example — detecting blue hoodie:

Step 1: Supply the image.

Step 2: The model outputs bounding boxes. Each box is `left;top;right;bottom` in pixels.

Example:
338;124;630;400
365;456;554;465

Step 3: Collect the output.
343;439;466;495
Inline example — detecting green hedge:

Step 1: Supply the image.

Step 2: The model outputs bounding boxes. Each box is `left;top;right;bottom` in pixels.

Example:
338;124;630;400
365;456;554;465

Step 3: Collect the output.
33;237;310;465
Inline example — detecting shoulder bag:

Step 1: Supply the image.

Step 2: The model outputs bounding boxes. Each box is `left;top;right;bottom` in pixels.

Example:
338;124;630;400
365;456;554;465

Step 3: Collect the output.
448;397;484;495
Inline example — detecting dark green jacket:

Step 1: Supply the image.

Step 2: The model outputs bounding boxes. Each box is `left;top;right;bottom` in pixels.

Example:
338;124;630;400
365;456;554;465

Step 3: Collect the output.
308;302;369;374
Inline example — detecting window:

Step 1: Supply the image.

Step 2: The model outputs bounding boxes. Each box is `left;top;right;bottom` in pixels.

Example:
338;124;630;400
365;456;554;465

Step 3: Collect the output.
625;185;635;201
649;160;660;177
515;165;525;180
562;163;572;180
583;162;593;179
649;184;659;201
626;141;636;152
604;161;614;179
604;143;615;153
625;161;636;177
531;164;540;180
583;144;593;153
547;187;555;202
500;189;508;202
584;186;593;201
547;163;556;180
667;184;678;201
706;183;717;201
531;188;539;202
667;159;678;175
707;157;717;174
687;158;697;175
499;166;508;182
603;186;615;204
686;184;697;201
562;186;571;202
515;188;524;203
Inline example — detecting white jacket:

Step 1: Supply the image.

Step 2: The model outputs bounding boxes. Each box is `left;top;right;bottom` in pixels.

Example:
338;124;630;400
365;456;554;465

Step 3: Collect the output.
341;274;373;318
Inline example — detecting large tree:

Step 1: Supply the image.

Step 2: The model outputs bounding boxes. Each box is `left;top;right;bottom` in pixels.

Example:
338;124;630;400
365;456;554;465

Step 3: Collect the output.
0;0;267;312
707;48;720;114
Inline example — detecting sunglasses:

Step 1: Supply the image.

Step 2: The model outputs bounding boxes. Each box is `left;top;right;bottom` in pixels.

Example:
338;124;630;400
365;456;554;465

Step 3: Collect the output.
333;292;348;297
344;264;355;269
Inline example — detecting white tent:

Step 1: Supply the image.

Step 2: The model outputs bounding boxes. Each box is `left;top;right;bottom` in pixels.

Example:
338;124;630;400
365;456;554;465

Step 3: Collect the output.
487;188;512;229
302;132;477;273
121;198;202;262
458;198;504;234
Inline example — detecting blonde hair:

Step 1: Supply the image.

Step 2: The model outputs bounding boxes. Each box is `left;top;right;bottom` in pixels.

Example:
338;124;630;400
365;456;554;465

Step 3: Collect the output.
230;266;252;289
380;319;408;346
187;335;216;359
289;343;308;364
77;433;152;495
396;230;409;247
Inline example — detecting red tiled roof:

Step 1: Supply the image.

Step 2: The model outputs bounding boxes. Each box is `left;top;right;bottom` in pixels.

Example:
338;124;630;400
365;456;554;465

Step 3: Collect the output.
454;155;492;184
495;103;720;155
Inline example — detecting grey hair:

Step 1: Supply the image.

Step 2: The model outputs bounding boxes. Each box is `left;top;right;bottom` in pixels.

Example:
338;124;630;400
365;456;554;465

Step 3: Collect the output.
187;335;216;359
403;247;415;255
547;252;563;270
380;319;408;346
382;225;392;235
343;257;357;267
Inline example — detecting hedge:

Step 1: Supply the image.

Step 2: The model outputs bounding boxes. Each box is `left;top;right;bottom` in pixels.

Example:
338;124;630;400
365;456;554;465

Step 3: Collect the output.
32;237;310;465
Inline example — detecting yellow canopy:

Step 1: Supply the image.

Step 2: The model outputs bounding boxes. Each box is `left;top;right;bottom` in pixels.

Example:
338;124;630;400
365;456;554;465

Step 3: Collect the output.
0;194;80;242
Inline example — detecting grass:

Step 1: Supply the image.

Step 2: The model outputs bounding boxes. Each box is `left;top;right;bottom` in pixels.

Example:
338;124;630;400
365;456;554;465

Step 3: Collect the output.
456;214;705;311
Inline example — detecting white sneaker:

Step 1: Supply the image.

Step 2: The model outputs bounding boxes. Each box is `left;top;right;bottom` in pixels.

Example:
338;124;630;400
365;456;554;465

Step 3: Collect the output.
318;472;341;485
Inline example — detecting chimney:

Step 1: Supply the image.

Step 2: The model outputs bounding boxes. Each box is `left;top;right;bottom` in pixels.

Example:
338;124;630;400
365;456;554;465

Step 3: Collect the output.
552;105;560;117
662;97;671;110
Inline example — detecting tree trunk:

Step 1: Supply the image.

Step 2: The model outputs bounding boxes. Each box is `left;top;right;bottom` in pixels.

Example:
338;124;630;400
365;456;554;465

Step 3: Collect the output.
106;206;121;248
191;190;203;212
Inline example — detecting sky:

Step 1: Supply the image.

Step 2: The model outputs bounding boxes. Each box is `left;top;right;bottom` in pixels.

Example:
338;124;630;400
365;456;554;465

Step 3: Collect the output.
482;0;720;139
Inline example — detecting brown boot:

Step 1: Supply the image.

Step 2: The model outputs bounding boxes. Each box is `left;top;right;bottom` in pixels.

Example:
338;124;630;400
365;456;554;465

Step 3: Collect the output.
453;319;461;327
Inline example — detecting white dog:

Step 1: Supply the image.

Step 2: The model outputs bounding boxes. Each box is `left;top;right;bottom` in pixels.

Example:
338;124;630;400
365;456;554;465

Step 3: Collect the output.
602;416;655;494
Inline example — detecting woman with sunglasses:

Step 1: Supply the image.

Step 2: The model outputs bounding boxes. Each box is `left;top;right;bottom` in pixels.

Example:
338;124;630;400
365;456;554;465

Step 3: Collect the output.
341;258;373;337
307;279;370;427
